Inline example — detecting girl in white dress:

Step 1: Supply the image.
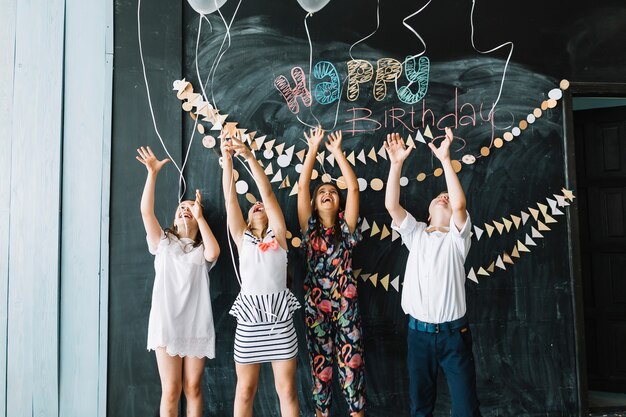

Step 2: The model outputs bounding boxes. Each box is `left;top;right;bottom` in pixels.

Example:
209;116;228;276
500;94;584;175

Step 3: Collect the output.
136;146;220;417
220;133;300;417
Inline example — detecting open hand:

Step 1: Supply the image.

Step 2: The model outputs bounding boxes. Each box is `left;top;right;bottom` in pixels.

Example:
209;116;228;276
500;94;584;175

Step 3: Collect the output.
428;126;454;162
135;146;170;174
220;136;233;161
384;132;413;164
231;131;254;161
190;189;204;220
304;126;325;149
325;130;343;154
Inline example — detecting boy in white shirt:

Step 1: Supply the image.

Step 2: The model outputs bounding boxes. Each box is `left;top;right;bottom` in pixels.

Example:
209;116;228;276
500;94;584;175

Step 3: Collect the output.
384;127;481;417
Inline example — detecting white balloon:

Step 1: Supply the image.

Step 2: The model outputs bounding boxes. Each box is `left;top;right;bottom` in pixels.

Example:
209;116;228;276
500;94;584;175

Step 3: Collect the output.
187;0;227;15
296;0;331;13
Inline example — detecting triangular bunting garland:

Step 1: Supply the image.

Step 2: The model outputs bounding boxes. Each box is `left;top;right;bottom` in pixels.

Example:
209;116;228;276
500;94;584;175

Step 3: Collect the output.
367;147;378;162
467;268;478;283
380;225;391;240
380;274;390;291
370;221;380;237
473;226;484;241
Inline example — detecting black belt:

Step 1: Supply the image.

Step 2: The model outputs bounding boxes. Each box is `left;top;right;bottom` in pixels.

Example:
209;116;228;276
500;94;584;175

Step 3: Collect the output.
408;315;468;333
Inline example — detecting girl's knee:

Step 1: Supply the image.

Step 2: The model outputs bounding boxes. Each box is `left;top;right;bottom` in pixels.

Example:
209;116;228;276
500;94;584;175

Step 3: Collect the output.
275;379;298;402
182;379;202;399
162;381;182;404
236;381;258;403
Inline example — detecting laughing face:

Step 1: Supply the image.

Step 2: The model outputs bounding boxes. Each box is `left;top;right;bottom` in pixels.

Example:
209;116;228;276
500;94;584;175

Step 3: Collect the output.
247;201;268;225
173;200;197;228
314;184;341;215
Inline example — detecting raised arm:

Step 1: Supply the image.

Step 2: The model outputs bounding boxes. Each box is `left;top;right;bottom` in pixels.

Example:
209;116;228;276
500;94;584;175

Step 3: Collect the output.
136;146;170;249
190;189;220;262
429;127;467;230
297;126;325;232
384;133;413;226
325;131;359;233
220;137;247;250
231;133;288;250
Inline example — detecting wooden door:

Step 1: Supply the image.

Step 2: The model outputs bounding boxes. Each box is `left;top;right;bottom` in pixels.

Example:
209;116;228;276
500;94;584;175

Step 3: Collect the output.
575;105;626;392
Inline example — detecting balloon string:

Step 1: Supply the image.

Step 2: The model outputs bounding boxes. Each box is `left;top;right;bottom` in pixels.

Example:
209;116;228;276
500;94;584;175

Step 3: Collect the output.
394;0;432;93
137;0;191;208
348;0;380;61
204;0;243;111
195;15;214;109
303;14;322;128
469;0;513;116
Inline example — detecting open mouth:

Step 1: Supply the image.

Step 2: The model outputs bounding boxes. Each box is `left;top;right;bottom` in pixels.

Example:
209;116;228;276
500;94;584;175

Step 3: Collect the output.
322;196;333;204
253;204;264;213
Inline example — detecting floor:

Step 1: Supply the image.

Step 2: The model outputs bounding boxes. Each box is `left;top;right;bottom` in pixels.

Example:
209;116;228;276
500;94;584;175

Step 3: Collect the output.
588;390;626;416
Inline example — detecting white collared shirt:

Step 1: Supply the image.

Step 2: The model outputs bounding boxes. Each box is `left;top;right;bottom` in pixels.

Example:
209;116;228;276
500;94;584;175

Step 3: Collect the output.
391;210;472;324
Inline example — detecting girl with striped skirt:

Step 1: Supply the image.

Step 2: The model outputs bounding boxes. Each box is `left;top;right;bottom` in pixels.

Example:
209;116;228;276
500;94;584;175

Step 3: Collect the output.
221;132;301;417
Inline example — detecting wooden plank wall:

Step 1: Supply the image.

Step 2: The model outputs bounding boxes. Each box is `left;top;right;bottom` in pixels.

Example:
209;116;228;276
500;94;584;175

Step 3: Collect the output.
7;0;65;415
59;0;112;414
0;0;112;415
0;0;17;414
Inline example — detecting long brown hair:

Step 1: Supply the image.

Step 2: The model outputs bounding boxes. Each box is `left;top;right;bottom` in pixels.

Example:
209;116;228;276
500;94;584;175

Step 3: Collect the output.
310;182;345;245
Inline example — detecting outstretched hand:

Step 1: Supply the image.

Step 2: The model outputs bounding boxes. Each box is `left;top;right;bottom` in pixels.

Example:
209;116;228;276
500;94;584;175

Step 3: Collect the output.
325;130;343;154
230;130;254;161
428;126;454;162
304;126;325;149
384;132;413;164
190;189;204;220
136;146;170;174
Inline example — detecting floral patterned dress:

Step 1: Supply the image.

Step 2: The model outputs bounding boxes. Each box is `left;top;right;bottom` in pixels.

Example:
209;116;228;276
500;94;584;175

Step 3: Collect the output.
301;212;365;416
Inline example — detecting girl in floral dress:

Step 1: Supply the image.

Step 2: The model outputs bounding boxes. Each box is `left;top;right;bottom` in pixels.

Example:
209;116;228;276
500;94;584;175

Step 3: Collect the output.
297;127;365;417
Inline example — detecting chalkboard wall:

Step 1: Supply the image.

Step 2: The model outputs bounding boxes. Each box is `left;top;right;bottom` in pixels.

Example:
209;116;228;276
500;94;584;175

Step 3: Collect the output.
109;0;626;415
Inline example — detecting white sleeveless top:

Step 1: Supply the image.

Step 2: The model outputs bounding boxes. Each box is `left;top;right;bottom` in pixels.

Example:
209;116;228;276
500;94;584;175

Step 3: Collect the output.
229;228;300;324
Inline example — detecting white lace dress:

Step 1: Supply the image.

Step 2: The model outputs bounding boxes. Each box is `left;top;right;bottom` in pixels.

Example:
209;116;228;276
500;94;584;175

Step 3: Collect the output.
146;230;216;358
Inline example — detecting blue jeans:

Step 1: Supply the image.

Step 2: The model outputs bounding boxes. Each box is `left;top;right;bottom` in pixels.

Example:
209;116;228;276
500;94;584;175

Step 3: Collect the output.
407;316;482;417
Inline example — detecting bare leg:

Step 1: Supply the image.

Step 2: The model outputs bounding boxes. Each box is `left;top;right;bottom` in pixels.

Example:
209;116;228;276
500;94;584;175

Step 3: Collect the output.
234;362;261;417
182;356;206;417
156;348;183;417
272;358;299;417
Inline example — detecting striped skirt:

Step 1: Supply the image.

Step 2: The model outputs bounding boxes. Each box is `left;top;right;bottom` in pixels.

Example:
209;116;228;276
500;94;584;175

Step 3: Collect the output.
230;289;301;364
234;319;298;364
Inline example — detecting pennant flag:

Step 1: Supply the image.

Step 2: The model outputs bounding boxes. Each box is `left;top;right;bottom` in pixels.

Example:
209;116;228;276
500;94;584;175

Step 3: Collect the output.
537;203;548;217
264;139;276;150
467;268;478;283
361;273;370;282
368;147;378;162
370;273;378;287
279;175;291;189
493;220;504;235
562;188;575;201
391;229;400;242
486;261;495;273
424;125;434;139
391;276;400;291
270;170;283;183
485;223;495;237
552;206;564;215
415;129;426;143
289;183;298;196
531;226;544;238
511;214;521;229
525;234;537;246
264;163;274;175
326;153;335;166
473;226;484;241
496;256;506;270
296;149;306;162
521;211;530;225
356;149;366;164
346;151;356;166
378;144;388;160
529;208;540;221
353;268;362;279
380;274;390;291
517;240;530;253
554;194;570;207
255;135;267;149
503;218;513;232
274;142;285;156
511;246;520;258
370;221;380;237
503;252;514;264
477;267;490;276
544;213;557;224
380;225;391;240
546;198;557;212
406;135;416;149
361;218;371;232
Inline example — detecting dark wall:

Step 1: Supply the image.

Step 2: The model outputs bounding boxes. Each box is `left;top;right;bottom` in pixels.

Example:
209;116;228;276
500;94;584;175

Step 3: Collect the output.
109;1;626;416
